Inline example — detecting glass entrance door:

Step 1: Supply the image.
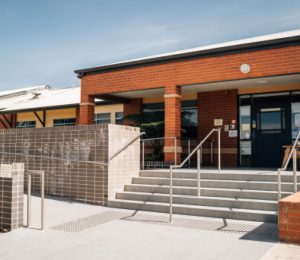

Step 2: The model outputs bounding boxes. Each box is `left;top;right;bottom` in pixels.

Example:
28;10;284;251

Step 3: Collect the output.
252;97;291;167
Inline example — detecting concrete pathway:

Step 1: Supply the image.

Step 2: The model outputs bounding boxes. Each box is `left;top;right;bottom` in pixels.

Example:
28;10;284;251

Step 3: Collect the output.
0;195;298;260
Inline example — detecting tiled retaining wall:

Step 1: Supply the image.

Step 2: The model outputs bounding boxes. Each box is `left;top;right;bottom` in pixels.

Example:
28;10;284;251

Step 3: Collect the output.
0;124;140;205
0;163;24;230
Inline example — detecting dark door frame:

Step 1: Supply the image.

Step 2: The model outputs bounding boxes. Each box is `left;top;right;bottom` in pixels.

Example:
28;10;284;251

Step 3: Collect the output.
251;94;292;167
238;90;300;167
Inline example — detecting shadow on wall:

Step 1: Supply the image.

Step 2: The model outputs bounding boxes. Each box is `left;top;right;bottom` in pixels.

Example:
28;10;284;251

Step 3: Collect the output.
0;124;140;206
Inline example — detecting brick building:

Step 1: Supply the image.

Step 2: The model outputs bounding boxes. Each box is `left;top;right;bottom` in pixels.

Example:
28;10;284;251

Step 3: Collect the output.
75;29;300;167
0;85;123;129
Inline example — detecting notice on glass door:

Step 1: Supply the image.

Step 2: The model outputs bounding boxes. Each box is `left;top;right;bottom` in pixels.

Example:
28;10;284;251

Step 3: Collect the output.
295;113;300;128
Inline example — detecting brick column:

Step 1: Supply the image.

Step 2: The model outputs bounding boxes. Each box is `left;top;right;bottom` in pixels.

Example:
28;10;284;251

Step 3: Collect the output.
123;98;142;126
0;163;24;231
79;95;95;125
164;85;182;164
279;192;300;244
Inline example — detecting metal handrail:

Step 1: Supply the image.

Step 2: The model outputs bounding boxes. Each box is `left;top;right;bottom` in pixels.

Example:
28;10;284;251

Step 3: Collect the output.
278;131;300;200
169;128;221;222
26;170;45;230
110;132;145;160
0;151;108;166
141;136;177;170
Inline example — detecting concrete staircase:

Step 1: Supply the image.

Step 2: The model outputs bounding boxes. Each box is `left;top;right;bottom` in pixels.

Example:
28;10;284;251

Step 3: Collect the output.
108;169;300;222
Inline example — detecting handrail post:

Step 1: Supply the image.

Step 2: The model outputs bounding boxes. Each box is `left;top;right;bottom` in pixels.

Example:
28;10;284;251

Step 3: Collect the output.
41;171;45;230
218;128;221;172
197;149;201;197
200;146;202;164
188;139;191;167
278;169;282;200
27;172;31;228
174;137;177;167
293;149;297;193
210;140;214;165
169;166;173;223
142;140;145;170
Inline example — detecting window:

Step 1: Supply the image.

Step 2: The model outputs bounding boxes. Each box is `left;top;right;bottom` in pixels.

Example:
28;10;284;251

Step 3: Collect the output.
239;106;251;140
16;121;36;128
240;141;251;166
53;118;76;127
239;97;251;167
142;103;164;124
292;102;300;139
142;103;165;138
115;112;123;124
257;107;285;134
181;100;198;138
94;113;111;124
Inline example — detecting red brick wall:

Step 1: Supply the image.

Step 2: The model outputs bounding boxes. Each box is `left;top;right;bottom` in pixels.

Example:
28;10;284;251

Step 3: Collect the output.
79;43;300;163
80;45;300;99
123;99;142;126
198;90;238;167
279;192;300;244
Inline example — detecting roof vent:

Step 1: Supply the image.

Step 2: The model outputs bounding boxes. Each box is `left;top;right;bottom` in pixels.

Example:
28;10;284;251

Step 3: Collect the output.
31;92;41;99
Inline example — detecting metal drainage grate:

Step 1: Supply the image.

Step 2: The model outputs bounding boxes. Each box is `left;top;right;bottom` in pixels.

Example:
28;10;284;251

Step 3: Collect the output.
50;211;129;232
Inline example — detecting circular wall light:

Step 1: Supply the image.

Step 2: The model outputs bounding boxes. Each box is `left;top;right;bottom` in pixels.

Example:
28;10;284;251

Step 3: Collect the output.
240;64;251;74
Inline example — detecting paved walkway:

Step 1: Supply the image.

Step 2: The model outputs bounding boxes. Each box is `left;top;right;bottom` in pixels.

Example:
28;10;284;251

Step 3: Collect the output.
0;195;299;260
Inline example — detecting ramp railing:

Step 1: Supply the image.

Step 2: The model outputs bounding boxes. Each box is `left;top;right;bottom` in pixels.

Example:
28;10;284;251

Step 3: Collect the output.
110;132;145;161
26;170;45;230
168;128;221;222
141;136;177;169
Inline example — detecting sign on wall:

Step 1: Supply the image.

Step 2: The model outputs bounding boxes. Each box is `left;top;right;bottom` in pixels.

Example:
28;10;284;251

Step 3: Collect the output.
214;119;223;127
228;130;238;138
0;164;12;178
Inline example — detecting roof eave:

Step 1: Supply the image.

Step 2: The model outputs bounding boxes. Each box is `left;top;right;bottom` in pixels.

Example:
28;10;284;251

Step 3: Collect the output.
75;35;300;78
74;35;300;77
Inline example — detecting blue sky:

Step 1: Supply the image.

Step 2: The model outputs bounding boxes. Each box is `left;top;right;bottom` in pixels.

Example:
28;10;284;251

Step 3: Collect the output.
0;0;300;91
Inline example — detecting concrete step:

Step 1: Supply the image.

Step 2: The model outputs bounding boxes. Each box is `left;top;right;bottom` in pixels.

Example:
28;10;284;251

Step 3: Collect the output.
124;184;292;200
140;170;300;182
108;199;277;223
116;192;278;211
132;177;300;192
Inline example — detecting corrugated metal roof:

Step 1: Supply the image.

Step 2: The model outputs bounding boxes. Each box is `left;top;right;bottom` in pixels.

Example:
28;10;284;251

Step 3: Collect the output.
0;86;81;113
